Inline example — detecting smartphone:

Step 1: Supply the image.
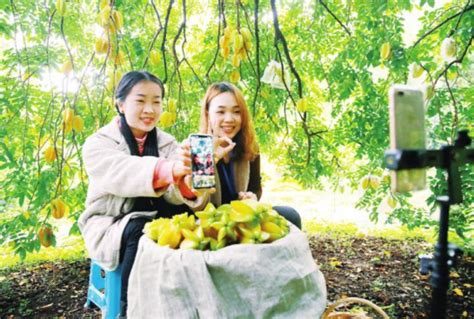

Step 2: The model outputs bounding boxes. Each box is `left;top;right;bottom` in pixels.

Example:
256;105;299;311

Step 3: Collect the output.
389;85;427;193
189;134;216;189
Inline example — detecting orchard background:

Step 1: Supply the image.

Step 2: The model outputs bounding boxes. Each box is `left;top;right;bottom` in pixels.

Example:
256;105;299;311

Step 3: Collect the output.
0;0;473;260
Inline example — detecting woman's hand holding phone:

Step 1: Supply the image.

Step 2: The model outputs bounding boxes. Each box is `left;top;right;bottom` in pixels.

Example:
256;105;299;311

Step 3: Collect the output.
172;141;192;181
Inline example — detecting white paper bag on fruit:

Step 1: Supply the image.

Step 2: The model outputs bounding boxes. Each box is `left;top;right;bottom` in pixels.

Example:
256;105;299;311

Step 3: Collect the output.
127;225;327;319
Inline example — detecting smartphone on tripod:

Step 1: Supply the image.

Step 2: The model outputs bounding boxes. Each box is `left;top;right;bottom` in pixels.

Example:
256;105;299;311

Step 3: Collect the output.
189;134;216;189
389;85;427;192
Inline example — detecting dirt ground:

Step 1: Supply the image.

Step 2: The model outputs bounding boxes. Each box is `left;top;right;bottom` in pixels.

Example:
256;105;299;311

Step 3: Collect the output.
0;233;472;318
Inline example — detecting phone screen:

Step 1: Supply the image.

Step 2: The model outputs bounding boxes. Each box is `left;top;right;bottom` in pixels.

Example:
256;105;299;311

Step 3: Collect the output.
389;85;426;192
189;134;216;189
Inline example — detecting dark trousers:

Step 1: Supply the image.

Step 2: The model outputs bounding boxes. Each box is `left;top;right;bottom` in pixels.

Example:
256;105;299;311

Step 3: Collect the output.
273;205;302;229
119;217;151;308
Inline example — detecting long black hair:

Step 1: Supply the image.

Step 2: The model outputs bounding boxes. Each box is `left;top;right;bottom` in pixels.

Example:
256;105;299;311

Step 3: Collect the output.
115;71;165;156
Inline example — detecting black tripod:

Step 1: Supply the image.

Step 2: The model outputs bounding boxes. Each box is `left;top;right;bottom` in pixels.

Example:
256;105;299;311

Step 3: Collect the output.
384;130;474;319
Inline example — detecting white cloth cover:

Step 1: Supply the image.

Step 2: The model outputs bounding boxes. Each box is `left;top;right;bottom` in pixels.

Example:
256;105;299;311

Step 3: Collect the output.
128;225;327;318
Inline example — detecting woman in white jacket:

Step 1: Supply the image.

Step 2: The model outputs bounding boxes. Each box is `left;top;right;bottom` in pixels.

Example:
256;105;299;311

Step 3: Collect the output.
79;71;209;316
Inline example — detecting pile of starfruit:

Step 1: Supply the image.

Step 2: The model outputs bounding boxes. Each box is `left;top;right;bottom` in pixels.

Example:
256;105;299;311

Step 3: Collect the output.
143;199;290;250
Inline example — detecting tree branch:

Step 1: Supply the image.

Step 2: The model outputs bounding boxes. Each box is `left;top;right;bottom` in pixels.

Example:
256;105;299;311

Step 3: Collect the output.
319;0;351;36
205;0;223;79
251;0;261;117
142;0;163;68
434;34;473;87
270;0;303;98
444;72;458;143
412;4;473;48
161;0;175;83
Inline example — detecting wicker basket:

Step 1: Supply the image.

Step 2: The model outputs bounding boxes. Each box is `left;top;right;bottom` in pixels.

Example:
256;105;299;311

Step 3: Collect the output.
322;297;389;319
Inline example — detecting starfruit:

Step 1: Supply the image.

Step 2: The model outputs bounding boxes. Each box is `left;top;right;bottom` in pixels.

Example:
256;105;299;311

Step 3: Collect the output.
380;42;391;60
150;51;161;66
111;10;123;31
196;203;222;228
73;115;84;132
224;26;232;39
63;108;74;133
209;238;227;251
95;37;109;54
230;70;240;83
361;176;370;190
231;53;240;68
159;111;174;128
387;195;397;209
410;63;424;78
220;46;230;59
100;0;109;10
240;28;251;43
172;213;196;231
51;198;69;219
211;212;237;242
180;226;210;250
157;224;182;249
230;201;254;222
296;98;308;112
60;60;73;74
238;225;270;244
38;226;54;248
168;98;177;113
219;35;229;48
99;5;112;27
144;218;170;242
233;33;244;52
261;221;285;242
56;0;66;16
44;146;56;163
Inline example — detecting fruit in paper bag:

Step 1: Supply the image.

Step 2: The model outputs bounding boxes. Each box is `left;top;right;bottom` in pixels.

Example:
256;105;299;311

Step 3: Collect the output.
195;203;222;228
239;224;270;244
180;226;210;250
158;224;182;249
211;211;238;242
441;37;456;62
145;201;289;250
144;218;170;241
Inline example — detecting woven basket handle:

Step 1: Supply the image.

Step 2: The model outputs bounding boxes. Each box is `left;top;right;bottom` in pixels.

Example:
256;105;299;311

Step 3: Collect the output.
322;297;389;319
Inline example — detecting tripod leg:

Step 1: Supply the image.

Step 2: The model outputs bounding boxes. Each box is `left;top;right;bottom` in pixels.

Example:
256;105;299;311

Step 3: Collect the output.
430;196;450;319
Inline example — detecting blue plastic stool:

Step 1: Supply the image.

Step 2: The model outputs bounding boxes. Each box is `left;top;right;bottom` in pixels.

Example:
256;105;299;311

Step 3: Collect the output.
84;260;122;319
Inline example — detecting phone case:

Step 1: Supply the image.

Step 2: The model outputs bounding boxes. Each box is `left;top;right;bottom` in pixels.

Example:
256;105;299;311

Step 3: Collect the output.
189;134;216;189
389;85;427;193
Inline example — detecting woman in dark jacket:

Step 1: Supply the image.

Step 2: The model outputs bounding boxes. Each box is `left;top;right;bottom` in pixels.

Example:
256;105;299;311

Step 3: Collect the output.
199;82;301;229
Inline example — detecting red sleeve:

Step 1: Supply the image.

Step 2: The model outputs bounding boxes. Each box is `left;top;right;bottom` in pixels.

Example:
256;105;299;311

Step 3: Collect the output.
153;159;176;190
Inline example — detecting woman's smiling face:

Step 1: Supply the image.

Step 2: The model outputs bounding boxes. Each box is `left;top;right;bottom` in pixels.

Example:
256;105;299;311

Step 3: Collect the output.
207;92;242;139
118;80;163;137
